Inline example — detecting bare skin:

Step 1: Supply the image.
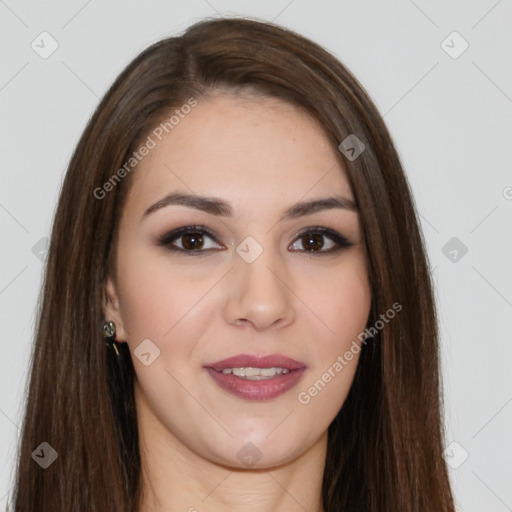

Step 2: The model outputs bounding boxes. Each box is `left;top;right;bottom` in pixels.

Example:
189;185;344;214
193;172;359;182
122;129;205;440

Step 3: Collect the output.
104;92;371;511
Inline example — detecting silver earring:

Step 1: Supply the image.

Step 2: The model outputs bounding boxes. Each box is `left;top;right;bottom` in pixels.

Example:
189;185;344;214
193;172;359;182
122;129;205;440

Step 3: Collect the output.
104;321;120;357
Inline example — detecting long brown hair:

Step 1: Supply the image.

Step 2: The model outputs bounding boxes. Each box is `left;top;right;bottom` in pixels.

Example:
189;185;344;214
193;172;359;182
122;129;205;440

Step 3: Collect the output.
9;17;455;511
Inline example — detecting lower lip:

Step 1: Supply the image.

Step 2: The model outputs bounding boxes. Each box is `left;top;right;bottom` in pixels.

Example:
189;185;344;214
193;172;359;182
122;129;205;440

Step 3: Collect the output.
204;367;306;401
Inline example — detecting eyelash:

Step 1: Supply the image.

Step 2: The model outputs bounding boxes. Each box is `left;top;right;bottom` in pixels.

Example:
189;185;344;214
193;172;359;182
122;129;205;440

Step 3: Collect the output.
156;224;354;256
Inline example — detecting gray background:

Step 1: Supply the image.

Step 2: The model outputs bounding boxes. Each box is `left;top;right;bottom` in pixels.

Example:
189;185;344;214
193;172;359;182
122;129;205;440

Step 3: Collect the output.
1;1;511;510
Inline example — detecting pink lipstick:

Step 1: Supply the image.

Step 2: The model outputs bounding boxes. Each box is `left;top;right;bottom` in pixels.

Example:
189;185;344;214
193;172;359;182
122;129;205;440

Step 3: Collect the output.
204;353;306;401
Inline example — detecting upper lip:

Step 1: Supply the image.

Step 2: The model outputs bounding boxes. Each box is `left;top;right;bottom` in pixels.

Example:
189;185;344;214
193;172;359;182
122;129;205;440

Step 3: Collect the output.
204;353;306;371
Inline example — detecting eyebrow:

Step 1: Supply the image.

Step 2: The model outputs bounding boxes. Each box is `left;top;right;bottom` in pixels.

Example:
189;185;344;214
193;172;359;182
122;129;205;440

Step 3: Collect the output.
142;192;358;222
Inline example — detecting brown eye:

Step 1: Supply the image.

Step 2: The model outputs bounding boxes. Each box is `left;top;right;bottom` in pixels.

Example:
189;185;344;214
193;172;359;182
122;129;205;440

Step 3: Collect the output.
289;228;353;254
301;233;324;251
158;225;223;253
181;232;204;250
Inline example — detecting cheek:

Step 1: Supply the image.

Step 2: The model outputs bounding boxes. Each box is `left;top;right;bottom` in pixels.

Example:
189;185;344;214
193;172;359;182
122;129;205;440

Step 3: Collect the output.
301;255;371;347
115;245;220;345
296;256;371;401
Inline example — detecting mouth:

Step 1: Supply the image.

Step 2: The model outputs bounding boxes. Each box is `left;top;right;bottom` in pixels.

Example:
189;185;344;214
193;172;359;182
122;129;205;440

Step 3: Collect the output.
203;353;307;401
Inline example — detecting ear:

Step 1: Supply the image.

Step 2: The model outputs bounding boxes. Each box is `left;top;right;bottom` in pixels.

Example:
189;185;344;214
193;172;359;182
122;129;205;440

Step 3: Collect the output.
103;275;129;342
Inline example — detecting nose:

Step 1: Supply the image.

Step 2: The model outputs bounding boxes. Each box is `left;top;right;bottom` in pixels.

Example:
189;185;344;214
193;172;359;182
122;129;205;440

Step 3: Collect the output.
223;244;296;331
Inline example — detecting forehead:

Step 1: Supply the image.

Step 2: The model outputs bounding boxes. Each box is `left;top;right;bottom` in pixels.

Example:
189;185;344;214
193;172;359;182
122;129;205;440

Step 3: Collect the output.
123;93;353;216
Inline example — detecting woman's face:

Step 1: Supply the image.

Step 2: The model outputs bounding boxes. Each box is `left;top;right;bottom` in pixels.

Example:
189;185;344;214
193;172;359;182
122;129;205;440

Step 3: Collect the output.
104;92;372;469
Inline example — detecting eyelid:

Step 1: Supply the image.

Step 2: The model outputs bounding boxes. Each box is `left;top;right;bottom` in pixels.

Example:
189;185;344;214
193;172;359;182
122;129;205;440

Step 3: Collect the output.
157;224;223;251
157;224;353;254
290;226;353;253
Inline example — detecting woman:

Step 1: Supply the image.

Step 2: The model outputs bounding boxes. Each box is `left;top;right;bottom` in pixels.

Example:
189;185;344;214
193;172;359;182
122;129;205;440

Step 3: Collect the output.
10;17;456;512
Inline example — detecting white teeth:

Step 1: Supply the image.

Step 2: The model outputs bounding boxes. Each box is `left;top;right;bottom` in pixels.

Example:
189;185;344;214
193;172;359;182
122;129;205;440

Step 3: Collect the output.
220;367;290;380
